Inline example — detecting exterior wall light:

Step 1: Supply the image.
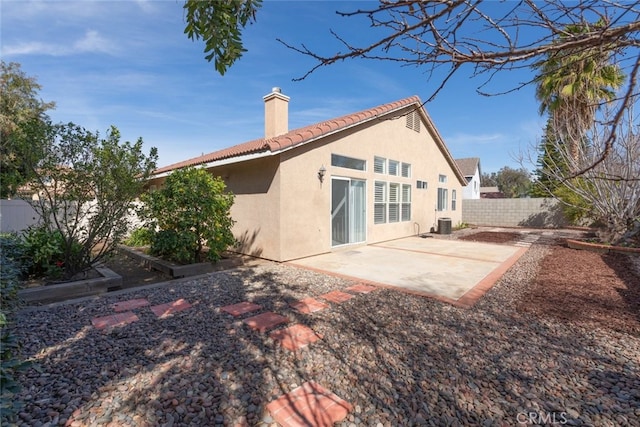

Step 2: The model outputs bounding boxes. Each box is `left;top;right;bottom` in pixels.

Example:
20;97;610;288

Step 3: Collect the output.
318;165;326;183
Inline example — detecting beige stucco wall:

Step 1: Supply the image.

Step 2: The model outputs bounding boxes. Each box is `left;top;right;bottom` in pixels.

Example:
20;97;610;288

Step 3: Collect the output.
147;105;462;262
213;156;282;260
277;105;463;261
146;156;283;261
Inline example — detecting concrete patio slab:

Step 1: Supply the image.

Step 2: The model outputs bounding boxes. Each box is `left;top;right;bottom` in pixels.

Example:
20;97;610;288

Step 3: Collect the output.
290;236;527;307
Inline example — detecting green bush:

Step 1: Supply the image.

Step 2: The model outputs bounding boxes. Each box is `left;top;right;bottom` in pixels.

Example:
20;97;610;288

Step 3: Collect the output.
150;230;198;264
141;167;236;264
0;233;30;278
0;236;30;420
22;225;84;280
124;227;154;247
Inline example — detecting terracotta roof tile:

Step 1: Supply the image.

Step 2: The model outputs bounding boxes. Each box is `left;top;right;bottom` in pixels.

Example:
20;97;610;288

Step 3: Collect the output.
153;95;448;177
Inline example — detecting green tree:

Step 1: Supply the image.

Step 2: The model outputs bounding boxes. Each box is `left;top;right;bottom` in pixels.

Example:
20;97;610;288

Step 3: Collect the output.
25;123;157;279
0;61;55;198
141;167;236;264
532;20;625;161
183;0;262;75
482;167;531;198
531;121;566;197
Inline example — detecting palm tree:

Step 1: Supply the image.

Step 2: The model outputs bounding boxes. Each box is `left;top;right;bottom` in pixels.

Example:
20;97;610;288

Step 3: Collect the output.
533;20;625;162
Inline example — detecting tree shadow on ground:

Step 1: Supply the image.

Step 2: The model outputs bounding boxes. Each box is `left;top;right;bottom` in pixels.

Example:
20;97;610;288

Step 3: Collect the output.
7;254;640;426
603;252;640;331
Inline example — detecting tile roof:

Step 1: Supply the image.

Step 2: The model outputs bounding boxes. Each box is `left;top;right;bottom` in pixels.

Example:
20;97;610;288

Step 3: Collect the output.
154;96;421;175
152;95;466;184
455;157;480;177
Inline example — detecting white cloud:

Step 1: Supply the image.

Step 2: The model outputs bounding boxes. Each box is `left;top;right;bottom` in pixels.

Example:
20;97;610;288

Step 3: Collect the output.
73;30;117;54
4;30;118;56
443;132;504;145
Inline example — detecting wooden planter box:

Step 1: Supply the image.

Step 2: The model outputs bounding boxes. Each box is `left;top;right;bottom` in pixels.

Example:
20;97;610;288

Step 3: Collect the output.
117;245;218;278
19;266;122;304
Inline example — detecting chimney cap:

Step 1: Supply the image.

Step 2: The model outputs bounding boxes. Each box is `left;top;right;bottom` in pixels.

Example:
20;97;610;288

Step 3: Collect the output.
272;86;281;93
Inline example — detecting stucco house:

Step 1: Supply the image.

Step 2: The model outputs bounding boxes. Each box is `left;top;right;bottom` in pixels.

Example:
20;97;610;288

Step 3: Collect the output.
455;157;482;199
148;88;465;262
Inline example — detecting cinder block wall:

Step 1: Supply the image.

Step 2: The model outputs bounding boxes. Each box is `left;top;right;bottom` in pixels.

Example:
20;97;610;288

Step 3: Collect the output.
462;198;568;228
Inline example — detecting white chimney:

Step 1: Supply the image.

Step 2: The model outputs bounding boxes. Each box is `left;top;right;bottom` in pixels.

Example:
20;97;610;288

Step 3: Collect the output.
263;87;289;139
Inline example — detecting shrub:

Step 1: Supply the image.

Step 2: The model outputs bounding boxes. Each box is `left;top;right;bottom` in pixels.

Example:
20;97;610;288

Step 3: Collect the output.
124;226;154;247
22;225;68;279
141;167;236;264
0;236;30;420
0;233;30;278
150;230;198;264
24;124;157;279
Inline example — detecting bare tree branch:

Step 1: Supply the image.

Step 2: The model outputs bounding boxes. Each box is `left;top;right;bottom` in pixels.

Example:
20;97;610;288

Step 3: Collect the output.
279;0;640;177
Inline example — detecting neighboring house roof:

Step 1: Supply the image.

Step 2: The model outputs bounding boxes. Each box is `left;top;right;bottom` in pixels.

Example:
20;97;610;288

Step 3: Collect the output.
153;96;466;184
480;186;505;198
480;186;499;193
455;157;481;178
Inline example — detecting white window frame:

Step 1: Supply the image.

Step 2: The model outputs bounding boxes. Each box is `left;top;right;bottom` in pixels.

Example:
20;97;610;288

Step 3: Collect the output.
388;183;400;223
331;153;366;171
401;184;411;221
374;156;386;174
401;162;411;178
437;187;448;211
374;181;387;224
388;160;399;176
452;189;457;211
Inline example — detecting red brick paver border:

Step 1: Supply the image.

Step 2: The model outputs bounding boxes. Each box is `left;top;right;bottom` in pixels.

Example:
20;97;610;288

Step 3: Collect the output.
320;290;354;304
290;297;330;314
221;301;262;317
270;324;322;351
150;299;192;319
266;381;352;427
111;298;149;312
92;312;139;330
243;312;289;333
345;283;377;294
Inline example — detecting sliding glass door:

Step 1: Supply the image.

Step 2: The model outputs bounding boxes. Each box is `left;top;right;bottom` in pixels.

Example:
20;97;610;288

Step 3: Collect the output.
331;178;366;246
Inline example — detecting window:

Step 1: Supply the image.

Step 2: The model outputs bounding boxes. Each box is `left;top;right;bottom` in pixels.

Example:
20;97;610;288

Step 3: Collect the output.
374;156;386;174
376;181;411;223
388;160;399;176
389;183;400;222
331;154;366;171
451;189;457;211
439;174;447;184
374;181;387;224
416;180;427;189
401;184;411;221
401;162;411;178
437;187;448;211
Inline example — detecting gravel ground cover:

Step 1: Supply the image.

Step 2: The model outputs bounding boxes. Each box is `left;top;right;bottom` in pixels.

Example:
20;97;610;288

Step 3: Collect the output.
6;231;640;427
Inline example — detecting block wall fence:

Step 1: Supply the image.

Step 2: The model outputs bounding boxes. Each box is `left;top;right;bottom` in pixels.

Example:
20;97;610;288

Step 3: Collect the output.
461;198;568;228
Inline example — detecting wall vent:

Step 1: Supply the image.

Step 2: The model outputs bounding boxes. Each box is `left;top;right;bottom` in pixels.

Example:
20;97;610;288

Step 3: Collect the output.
406;110;420;132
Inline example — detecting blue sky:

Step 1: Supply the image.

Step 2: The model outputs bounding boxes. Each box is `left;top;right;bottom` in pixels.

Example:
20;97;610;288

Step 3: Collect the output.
2;0;547;174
